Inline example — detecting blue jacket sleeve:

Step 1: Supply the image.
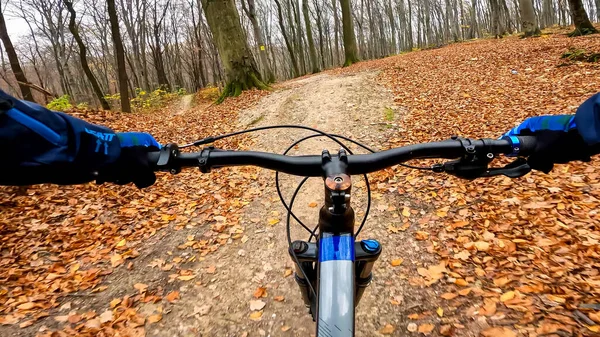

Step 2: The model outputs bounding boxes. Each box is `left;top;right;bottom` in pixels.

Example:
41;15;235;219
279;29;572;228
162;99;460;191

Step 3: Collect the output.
574;93;600;145
0;90;121;185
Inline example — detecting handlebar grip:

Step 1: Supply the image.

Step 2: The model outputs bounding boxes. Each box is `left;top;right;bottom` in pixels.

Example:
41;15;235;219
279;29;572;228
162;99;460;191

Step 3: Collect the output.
148;151;160;167
516;136;537;155
502;136;537;156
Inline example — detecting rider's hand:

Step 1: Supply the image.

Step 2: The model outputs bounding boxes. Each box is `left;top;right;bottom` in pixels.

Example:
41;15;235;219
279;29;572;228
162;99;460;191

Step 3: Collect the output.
503;93;600;173
97;132;160;188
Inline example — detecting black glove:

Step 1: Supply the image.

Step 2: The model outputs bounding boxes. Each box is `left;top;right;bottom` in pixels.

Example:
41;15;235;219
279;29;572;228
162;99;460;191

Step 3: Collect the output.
96;132;160;188
503;115;591;173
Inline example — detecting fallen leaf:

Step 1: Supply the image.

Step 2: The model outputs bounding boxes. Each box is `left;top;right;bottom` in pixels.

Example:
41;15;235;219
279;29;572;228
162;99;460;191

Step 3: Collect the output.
249;300;266;311
111;254;124;267
418;323;435;334
493;277;511;287
440;324;452;336
249;311;263;321
99;310;113;323
437;307;444;317
380;324;395;334
500;291;515;302
267;218;280;226
134;283;148;293
415;231;430;240
16;302;35;310
455;279;468;286
308;202;318;208
206;265;216;274
19;320;34;328
458;288;472;296
480;327;516;337
178;275;196;281
274;296;285;302
166;291;180;303
545;294;566;304
85;318;101;329
253;287;267;298
390;258;404;267
402;207;411;217
473;241;490;252
281;325;291;332
408;313;420;319
147;314;162;323
283;269;293;277
441;293;458;300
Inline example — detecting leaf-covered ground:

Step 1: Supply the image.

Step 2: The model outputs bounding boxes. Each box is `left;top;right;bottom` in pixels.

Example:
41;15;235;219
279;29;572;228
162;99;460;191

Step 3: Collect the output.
347;32;600;336
1;30;599;337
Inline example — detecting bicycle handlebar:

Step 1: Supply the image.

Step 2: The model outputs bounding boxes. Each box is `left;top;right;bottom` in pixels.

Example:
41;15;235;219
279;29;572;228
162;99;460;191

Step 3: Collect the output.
148;136;537;178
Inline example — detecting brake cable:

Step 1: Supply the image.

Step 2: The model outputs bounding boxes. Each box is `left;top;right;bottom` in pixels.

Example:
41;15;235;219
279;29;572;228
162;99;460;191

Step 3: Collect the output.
183;125;435;301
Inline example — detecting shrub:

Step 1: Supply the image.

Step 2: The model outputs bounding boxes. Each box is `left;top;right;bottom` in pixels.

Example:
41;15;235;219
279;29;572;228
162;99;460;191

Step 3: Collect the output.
47;95;73;111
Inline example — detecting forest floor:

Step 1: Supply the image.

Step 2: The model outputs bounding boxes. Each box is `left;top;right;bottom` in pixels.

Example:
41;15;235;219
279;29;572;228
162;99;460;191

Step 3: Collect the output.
1;30;600;337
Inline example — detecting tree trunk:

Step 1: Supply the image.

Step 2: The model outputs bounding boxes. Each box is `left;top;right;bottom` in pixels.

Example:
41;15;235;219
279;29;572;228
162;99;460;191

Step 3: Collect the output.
519;0;541;36
339;0;360;66
274;0;301;77
107;0;131;112
201;0;268;103
241;0;276;83
302;0;320;73
332;0;341;65
568;0;598;35
0;4;34;102
596;0;600;21
64;1;110;109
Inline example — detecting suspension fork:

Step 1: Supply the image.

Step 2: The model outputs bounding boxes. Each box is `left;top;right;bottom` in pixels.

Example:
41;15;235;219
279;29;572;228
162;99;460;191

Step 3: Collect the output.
288;149;382;327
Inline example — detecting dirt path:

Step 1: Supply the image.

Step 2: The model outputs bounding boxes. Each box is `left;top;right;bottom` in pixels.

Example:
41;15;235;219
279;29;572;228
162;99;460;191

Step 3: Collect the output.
144;71;448;336
5;72;451;337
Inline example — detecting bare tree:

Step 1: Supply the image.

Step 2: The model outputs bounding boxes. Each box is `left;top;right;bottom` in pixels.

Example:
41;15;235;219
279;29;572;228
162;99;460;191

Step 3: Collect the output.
302;0;320;73
107;0;131;112
0;2;33;101
340;0;359;66
567;0;598;35
63;0;110;109
201;0;268;102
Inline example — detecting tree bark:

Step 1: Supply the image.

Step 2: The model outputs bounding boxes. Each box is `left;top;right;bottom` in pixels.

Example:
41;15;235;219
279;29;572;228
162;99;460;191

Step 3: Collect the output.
107;0;131;112
567;0;598;35
274;0;301;77
339;0;360;66
0;4;34;102
241;0;275;83
519;0;541;36
302;0;320;73
201;0;268;102
64;0;110;109
332;0;341;65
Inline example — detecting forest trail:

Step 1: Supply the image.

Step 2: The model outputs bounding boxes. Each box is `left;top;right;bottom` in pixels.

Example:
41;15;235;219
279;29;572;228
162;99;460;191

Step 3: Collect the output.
131;71;453;336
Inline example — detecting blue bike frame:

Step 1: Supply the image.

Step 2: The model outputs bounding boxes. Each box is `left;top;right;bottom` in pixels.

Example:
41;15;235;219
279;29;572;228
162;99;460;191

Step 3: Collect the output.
317;233;356;336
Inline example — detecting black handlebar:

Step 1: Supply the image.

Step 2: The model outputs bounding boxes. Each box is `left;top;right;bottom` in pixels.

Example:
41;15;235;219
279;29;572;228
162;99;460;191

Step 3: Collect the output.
148;136;537;179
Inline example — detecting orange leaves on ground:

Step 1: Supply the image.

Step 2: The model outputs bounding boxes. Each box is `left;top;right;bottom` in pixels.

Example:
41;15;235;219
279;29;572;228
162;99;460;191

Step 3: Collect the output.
248;311;263;321
308;202;318;208
417;262;446;284
418;323;434;334
0;90;267;333
147;314;162;323
253;287;267;298
379;324;395;334
390;258;404;267
481;327;516;337
165;291;180;303
441;293;458;300
415;231;430;240
365;33;600;336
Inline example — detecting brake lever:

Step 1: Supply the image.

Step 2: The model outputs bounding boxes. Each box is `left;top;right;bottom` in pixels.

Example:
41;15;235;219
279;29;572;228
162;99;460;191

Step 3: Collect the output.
480;158;532;178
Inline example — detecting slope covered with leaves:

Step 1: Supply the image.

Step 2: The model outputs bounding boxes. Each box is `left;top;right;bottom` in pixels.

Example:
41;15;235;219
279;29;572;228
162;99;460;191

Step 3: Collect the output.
0;91;268;335
342;33;600;335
